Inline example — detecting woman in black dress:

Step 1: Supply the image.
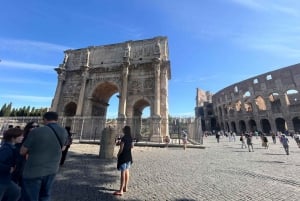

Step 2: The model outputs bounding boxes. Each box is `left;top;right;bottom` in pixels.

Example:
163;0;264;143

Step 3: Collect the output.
114;126;133;196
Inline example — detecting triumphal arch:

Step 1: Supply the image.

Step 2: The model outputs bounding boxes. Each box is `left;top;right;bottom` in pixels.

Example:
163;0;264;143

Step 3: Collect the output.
51;36;171;142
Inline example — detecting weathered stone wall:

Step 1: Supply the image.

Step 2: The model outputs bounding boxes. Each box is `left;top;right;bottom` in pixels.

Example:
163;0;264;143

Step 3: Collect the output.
51;36;171;142
212;63;300;134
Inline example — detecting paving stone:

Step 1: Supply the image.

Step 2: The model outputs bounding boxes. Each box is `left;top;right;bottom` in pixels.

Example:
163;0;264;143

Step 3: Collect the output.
52;136;300;201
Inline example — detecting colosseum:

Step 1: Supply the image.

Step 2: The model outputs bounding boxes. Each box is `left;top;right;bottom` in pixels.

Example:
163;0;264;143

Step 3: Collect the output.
196;63;300;135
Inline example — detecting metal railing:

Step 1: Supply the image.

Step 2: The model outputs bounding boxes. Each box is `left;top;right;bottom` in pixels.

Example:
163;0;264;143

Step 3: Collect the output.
0;116;204;144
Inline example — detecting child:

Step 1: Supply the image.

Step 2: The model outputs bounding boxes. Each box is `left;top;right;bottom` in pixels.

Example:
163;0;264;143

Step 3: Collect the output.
0;128;23;201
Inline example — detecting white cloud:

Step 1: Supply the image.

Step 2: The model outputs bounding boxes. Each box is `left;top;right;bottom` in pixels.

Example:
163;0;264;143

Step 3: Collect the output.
0;77;55;85
0;60;57;72
0;38;71;52
1;95;52;103
229;0;300;16
230;0;264;10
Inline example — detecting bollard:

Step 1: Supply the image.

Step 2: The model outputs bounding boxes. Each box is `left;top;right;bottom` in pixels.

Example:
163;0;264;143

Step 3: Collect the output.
99;126;117;159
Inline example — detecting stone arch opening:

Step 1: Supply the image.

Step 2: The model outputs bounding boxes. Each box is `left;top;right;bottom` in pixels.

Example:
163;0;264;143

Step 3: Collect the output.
64;102;77;127
275;117;287;132
248;119;257;132
269;92;281;113
210;118;217;131
220;122;225;131
218;106;223;116
239;120;246;133
244;99;253;112
91;82;119;117
285;89;299;106
292;117;300;132
223;104;228;115
231;121;237;133
255;95;266;111
132;99;151;140
243;91;251;98
64;102;77;116
225;121;230;131
261;119;271;134
235;100;242;112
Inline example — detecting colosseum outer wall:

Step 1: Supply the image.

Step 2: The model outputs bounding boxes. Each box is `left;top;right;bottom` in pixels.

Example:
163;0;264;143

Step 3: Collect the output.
212;63;300;135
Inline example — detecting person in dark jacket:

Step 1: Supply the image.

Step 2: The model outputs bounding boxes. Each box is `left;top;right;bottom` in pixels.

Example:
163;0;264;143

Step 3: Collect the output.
114;126;133;196
60;126;73;166
0;128;23;201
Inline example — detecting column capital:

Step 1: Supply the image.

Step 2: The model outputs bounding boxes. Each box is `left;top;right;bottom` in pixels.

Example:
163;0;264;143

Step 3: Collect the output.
55;67;66;81
152;57;161;64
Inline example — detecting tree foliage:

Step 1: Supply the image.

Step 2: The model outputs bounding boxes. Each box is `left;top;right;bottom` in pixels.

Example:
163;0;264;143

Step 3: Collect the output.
0;102;48;117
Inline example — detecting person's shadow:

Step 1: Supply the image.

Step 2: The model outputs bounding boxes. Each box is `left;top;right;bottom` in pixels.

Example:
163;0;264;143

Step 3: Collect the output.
52;152;124;201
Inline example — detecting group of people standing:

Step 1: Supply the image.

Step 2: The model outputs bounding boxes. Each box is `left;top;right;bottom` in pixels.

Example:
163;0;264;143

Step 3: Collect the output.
0;112;70;201
216;130;297;155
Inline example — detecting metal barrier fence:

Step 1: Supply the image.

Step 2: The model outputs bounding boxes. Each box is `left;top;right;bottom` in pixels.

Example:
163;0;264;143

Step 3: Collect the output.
0;116;203;144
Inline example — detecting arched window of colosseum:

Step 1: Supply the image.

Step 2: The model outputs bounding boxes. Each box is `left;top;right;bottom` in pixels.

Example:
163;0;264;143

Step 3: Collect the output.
243;91;251;98
244;101;253;112
228;102;234;114
218;106;223;116
255;96;266;111
253;78;258;84
239;120;246;132
231;121;237;133
269;92;279;102
235;100;242;111
234;86;238;93
248;119;257;132
269;92;281;113
266;74;272;80
292;117;300;132
223;104;228;115
285;89;299;106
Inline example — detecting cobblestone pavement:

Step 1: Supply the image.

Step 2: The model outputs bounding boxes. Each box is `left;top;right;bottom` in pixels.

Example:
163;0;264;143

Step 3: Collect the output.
52;136;300;201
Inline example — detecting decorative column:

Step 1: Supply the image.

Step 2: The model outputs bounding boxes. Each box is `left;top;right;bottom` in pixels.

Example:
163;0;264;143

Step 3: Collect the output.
76;66;89;116
51;66;66;113
160;64;169;138
153;58;161;116
118;62;129;119
76;49;90;116
150;58;162;142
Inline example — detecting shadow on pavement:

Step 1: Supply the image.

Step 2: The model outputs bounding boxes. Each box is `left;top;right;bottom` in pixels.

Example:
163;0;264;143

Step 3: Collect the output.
52;151;126;201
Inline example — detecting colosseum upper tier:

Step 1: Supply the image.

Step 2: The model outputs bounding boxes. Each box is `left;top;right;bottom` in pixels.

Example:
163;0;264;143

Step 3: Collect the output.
212;63;300;134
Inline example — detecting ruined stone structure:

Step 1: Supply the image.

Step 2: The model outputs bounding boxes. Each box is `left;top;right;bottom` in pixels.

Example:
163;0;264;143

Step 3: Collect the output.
195;88;217;132
210;63;300;134
51;36;171;142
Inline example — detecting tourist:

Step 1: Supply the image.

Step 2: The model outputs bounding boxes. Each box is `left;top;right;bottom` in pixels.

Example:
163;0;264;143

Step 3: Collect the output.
114;126;133;196
246;133;254;152
164;135;170;147
240;133;247;149
11;122;39;201
280;134;289;155
20;112;68;201
294;133;300;148
216;131;221;143
232;131;236;142
262;134;269;149
271;132;276;144
12;122;39;182
0;128;23;201
182;130;188;150
60;126;73;166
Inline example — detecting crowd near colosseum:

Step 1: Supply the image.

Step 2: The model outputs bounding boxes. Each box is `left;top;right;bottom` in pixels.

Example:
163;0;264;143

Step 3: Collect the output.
196;63;300;136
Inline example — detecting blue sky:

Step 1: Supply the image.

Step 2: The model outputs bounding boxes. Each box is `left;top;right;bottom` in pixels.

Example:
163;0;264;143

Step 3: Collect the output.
1;0;300;117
